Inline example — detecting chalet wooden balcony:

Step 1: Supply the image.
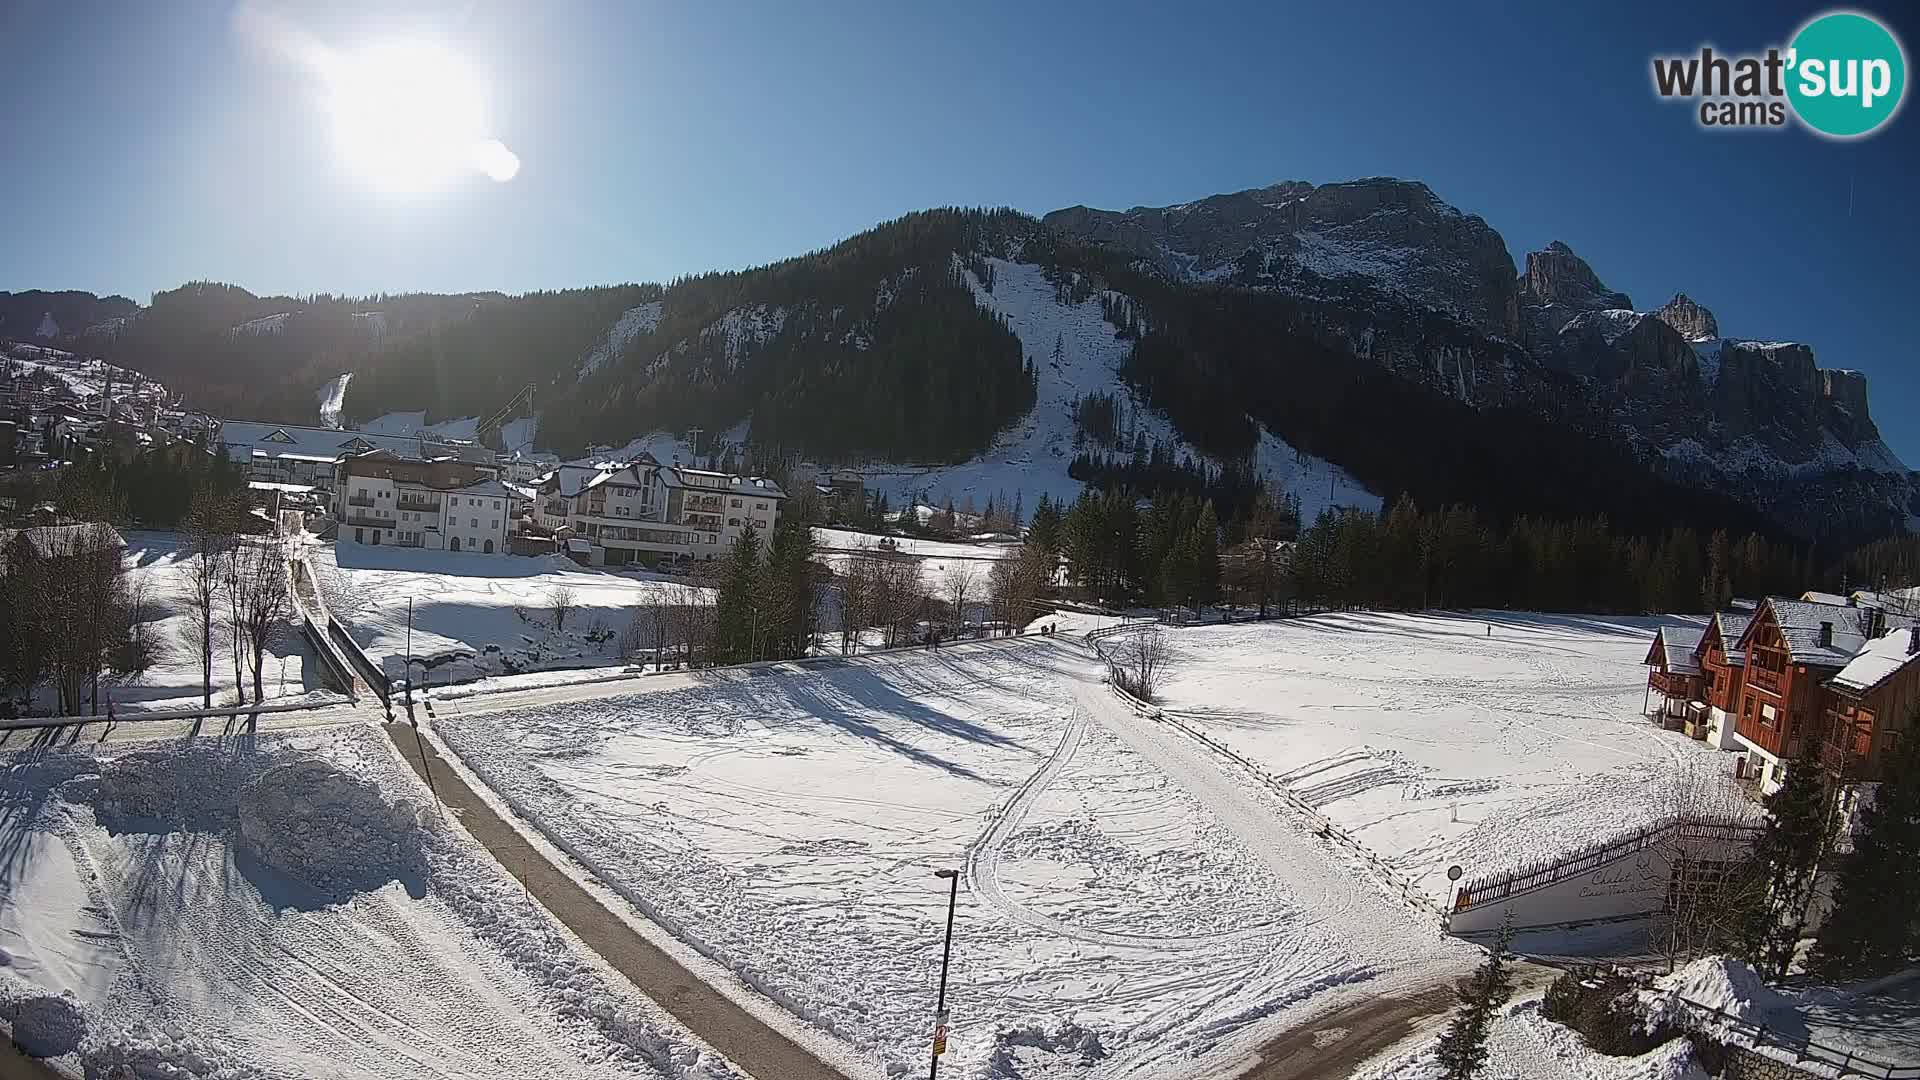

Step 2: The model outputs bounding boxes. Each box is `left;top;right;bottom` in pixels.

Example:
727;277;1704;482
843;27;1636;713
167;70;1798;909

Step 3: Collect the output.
346;494;376;508
1648;671;1699;698
396;497;441;512
342;513;387;528
1748;666;1784;695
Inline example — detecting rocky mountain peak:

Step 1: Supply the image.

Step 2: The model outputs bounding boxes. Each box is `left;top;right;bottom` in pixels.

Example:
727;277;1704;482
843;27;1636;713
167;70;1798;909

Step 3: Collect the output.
1654;293;1719;342
1517;242;1631;311
1043;177;1519;337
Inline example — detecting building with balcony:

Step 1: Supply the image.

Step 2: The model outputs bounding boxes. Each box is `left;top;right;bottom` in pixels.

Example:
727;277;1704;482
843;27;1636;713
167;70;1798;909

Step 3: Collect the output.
1696;606;1754;749
1822;624;1920;781
1726;596;1920;794
528;453;785;566
1643;625;1704;725
217;421;457;491
333;450;509;552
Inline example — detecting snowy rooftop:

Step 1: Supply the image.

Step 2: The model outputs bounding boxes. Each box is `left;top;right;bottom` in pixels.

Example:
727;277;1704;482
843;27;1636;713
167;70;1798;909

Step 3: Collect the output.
1648;625;1704;675
1829;627;1920;695
1755;598;1898;667
1711;610;1754;665
219;420;444;464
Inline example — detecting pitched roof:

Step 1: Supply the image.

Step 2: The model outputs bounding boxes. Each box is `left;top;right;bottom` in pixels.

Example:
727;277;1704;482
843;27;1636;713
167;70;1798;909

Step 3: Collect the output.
1746;597;1913;668
217;420;443;464
1829;627;1920;695
1647;625;1704;675
1;523;126;558
1709;610;1755;666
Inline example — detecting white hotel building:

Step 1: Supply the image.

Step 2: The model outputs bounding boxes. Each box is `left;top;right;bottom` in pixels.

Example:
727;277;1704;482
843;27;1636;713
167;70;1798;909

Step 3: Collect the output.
333;450;515;553
533;454;785;566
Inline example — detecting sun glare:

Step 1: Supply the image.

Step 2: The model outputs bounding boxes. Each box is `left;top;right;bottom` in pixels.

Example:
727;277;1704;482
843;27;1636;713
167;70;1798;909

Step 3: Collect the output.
322;41;519;191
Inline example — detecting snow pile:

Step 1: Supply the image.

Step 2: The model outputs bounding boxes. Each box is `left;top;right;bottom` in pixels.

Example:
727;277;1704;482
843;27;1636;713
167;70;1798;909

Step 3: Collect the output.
1652;957;1790;1025
7;991;87;1058
986;1020;1108;1077
238;759;424;891
95;747;250;827
82;1019;267;1079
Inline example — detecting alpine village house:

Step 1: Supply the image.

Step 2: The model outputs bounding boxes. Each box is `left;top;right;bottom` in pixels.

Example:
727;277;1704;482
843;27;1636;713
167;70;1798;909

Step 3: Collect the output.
1645;594;1920;795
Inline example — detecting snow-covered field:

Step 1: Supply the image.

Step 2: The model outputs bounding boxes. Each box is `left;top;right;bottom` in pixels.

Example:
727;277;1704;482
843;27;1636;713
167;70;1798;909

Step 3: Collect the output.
1147;611;1746;898
306;542;706;685
25;532;318;715
814;527;1015;606
436;638;1473;1079
0;725;734;1078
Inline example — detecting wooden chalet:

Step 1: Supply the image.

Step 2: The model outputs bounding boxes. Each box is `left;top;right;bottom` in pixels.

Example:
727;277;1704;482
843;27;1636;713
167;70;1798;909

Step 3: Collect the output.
1731;598;1900;793
1643;625;1705;726
1822;624;1920;781
1694;608;1753;749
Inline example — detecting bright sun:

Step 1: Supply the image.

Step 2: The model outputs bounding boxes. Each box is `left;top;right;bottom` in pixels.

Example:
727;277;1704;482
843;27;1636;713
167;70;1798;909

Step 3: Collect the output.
321;41;519;191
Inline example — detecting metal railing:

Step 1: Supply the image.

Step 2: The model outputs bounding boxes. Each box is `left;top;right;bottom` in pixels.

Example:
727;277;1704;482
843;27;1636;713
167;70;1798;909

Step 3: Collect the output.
1667;996;1919;1079
1453;816;1763;912
347;494;375;507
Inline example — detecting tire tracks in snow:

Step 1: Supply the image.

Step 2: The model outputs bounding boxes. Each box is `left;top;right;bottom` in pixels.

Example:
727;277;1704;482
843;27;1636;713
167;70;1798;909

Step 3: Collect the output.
964;709;1267;951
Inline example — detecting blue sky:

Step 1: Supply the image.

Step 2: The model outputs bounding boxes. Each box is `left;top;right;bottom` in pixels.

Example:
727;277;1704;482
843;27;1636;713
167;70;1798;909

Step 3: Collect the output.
2;1;1916;460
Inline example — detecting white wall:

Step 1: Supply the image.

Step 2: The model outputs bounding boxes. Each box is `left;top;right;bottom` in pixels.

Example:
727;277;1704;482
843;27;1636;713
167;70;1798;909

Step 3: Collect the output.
1448;829;1756;934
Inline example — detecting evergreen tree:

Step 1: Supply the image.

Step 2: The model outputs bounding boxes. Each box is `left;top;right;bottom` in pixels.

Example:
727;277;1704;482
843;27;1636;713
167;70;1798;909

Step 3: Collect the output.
1737;743;1834;979
1027;494;1063;555
1703;530;1733;613
1190;501;1220;615
714;526;761;663
1814;724;1920;971
1435;917;1514;1079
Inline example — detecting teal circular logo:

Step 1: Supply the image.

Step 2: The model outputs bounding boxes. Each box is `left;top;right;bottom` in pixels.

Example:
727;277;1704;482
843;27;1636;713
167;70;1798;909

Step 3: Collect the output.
1787;12;1907;137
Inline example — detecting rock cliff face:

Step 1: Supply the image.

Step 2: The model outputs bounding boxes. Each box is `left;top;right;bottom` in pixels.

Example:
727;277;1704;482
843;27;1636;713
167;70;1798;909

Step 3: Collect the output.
1655;293;1718;342
1052;181;1913;544
1044;178;1520;337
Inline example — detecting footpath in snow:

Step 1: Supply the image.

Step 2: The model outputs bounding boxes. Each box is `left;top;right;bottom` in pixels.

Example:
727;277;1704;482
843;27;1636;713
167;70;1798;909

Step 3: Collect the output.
0;724;736;1079
434;637;1474;1080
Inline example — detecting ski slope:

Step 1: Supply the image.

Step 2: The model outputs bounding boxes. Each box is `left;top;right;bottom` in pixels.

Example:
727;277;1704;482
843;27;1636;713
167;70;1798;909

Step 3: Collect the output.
0;726;734;1079
852;257;1377;521
1149;611;1752;899
436;638;1473;1080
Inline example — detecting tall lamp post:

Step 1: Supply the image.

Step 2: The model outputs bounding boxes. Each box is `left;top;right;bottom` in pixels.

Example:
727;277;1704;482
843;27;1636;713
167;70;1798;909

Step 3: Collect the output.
929;868;959;1079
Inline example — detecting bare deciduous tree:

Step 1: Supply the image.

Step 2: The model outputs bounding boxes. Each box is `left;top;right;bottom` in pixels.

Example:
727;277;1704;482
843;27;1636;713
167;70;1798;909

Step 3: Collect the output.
1652;764;1768;972
180;495;233;708
548;585;578;631
1112;628;1171;702
943;562;979;635
624;596;669;669
232;536;293;705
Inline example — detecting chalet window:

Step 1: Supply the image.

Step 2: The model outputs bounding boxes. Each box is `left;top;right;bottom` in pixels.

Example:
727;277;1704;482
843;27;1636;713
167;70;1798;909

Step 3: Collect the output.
731;498;743;508
493;500;501;510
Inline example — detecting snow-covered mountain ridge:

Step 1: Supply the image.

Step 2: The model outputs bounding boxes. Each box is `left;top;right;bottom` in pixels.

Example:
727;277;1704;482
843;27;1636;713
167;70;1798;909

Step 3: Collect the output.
1047;179;1912;543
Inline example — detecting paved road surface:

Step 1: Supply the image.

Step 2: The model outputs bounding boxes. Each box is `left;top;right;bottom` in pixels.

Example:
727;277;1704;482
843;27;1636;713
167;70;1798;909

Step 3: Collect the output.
382;721;852;1080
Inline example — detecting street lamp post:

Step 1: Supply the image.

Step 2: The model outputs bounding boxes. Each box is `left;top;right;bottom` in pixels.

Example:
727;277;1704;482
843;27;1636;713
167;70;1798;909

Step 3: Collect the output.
929;868;959;1079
